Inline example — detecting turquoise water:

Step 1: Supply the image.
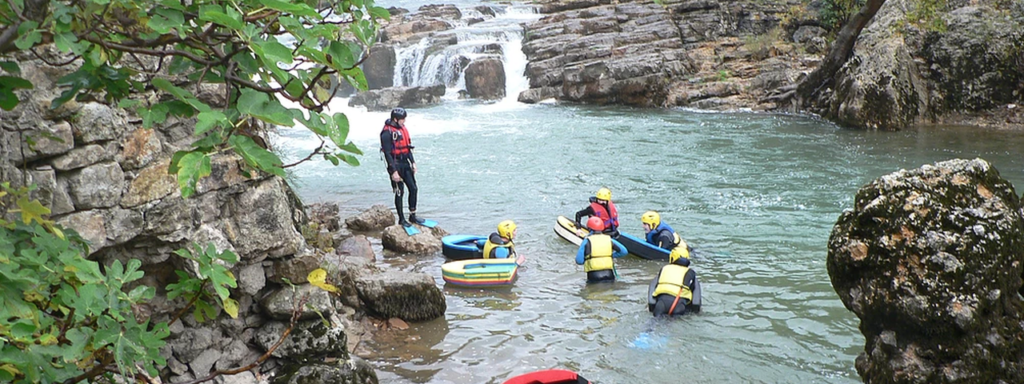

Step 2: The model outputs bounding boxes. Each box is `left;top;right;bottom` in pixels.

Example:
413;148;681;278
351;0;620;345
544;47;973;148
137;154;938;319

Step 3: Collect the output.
274;99;1024;383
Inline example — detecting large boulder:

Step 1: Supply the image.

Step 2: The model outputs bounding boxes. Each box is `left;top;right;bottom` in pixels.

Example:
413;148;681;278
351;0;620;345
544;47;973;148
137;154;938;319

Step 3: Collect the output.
363;45;396;90
380;224;443;254
273;357;378;384
345;204;394;231
355;270;445;321
255;320;348;363
347;85;445;112
465;57;506;100
827;158;1024;383
260;284;335;320
921;5;1024;112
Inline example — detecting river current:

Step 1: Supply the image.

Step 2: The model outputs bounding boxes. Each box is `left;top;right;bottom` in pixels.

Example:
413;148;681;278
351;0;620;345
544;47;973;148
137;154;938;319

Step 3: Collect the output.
272;2;1024;383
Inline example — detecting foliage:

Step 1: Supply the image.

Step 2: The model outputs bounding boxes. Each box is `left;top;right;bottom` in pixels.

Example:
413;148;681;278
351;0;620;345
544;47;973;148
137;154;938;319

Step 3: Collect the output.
300;222;335;253
0;0;384;197
821;0;867;31
169;242;241;321
906;0;948;32
0;182;242;383
716;69;730;82
0;182;166;382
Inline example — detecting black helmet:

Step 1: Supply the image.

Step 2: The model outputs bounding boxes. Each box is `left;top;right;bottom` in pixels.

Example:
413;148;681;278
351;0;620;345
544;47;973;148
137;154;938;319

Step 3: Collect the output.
391;107;407;121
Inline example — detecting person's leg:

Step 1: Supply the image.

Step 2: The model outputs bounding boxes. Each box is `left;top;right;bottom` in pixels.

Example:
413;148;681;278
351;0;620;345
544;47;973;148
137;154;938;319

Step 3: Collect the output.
652;295;673;316
586;270;615;283
391;178;409;226
399;165;419;222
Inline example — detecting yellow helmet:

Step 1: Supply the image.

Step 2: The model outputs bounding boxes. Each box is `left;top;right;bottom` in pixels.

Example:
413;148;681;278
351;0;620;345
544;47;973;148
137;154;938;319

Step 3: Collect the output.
669;245;690;263
641;211;660;228
497;220;517;239
596;187;612;201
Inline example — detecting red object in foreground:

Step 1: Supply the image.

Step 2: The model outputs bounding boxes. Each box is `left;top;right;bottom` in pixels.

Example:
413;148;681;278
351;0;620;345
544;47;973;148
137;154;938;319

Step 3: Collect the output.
503;369;590;384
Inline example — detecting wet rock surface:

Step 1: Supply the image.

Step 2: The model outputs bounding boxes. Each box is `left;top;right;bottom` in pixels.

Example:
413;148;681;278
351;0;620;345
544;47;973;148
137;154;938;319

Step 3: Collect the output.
828;158;1024;383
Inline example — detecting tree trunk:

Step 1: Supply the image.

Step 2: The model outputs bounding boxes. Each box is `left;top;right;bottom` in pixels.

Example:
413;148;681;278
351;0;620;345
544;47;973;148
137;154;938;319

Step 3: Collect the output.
796;0;887;106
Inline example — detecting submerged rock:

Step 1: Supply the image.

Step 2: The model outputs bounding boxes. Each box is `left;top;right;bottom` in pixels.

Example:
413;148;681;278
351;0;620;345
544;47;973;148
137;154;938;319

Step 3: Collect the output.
828;158;1024;383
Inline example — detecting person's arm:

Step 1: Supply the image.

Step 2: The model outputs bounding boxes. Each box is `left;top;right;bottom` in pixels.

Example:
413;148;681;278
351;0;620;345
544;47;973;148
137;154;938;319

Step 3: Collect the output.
682;269;696;292
380;130;397;172
574;206;593;226
575;239;589;265
494;247;510;259
656;232;674;249
610;238;628;258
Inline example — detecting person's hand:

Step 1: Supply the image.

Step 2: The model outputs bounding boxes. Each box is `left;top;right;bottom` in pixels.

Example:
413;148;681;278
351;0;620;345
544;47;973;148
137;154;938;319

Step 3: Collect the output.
391;171;401;182
412;163;417;174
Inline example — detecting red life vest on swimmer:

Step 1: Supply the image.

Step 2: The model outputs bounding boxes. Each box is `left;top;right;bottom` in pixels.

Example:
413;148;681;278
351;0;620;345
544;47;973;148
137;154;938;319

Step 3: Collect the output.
382;121;412;157
590;201;618;229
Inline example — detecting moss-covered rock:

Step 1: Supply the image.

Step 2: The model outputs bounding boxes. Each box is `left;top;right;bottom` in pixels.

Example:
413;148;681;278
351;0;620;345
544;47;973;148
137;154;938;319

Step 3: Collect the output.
355;270;445;322
828;158;1024;383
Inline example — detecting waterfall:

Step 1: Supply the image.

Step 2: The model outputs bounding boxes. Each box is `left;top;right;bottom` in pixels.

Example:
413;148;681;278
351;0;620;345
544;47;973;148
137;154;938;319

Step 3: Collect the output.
390;4;541;101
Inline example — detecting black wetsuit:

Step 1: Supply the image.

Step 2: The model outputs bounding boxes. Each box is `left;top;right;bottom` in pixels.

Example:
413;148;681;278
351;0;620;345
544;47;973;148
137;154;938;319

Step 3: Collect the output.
380;119;416;222
651;258;697;316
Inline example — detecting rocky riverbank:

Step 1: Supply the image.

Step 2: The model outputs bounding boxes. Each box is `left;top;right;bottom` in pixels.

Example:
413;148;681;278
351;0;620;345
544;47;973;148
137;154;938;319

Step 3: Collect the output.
354;0;1022;130
0;47;448;384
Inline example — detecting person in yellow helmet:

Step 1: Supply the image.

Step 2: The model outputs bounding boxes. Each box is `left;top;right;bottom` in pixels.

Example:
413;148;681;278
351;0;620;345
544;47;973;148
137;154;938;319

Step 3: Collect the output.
575;217;627;283
648;246;699;316
574;187;619;236
482;220;517;259
641;210;682;251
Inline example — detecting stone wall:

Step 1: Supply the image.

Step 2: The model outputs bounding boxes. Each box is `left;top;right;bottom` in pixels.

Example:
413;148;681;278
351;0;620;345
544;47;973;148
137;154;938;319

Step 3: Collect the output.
0;48;382;384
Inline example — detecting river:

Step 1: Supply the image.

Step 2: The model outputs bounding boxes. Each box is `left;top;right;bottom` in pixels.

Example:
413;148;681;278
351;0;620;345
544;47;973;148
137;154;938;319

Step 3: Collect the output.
272;2;1024;383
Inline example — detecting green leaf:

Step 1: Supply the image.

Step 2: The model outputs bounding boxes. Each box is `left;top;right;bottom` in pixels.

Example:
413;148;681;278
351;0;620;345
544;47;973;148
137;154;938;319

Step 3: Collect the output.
199;5;244;31
139;103;169;128
368;6;391;20
236;89;295;127
0;61;20;74
151;78;210;113
258;0;320;18
228;135;285;177
329;113;351;148
195;111;228;135
53;32;82;55
335;153;360;166
327;41;355;70
0;76;32;111
252;39;294;65
14;21;41;50
172;151;212;198
148;8;184;34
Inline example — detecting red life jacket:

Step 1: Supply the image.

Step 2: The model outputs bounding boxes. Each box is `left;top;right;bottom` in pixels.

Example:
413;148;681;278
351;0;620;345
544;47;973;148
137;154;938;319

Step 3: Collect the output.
590;201;618;229
383;123;412;157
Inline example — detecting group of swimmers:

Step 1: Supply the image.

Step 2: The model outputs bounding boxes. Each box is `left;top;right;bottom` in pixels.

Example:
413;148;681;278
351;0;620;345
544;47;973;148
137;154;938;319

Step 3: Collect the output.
381;108;698;317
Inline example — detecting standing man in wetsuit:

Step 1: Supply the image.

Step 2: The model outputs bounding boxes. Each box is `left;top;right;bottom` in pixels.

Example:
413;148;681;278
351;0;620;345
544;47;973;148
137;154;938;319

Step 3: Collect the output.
381;107;421;228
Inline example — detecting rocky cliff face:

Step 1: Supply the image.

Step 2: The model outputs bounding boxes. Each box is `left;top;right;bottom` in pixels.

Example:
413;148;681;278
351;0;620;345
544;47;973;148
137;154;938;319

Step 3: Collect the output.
828;158;1024;383
1;48;444;383
520;0;1022;128
520;0;824;109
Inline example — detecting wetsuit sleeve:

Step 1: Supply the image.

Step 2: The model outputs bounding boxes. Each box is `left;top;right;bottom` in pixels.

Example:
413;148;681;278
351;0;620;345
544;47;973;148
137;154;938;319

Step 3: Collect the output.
574;206;594;225
575;239;588;265
380;130;396;172
494;247;510;259
656;232;674;249
682;269;696;291
610;238;628;258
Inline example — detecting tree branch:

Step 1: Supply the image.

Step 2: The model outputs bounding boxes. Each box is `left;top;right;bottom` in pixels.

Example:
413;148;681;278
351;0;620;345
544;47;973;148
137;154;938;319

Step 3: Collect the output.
178;295;311;384
282;138;326;168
